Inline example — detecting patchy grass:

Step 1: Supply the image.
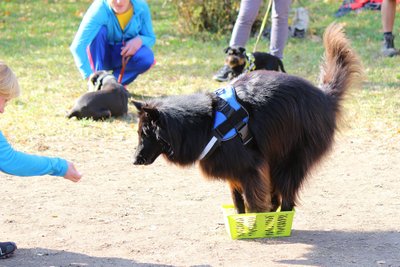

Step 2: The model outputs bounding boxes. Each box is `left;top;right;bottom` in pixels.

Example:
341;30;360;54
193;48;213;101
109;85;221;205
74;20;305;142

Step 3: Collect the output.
0;0;399;147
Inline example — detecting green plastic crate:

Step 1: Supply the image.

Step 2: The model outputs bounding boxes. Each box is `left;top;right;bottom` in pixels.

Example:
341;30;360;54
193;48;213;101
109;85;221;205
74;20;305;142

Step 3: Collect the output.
222;204;295;239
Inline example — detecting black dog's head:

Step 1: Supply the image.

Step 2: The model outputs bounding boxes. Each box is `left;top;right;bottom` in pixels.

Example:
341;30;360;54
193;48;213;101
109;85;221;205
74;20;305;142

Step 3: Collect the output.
88;70;117;92
132;100;173;166
224;46;247;69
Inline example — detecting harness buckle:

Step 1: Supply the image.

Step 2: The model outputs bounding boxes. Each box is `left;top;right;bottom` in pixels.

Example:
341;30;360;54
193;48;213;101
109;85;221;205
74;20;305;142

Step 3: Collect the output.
236;121;253;145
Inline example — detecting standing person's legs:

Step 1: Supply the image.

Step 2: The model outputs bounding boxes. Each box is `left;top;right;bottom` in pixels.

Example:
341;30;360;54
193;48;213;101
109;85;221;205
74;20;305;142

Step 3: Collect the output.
229;0;263;48
269;0;292;59
382;0;396;32
381;0;398;56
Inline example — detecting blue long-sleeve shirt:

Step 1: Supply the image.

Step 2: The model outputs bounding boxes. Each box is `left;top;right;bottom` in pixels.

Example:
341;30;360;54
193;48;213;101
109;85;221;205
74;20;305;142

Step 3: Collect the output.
0;131;68;177
70;0;156;79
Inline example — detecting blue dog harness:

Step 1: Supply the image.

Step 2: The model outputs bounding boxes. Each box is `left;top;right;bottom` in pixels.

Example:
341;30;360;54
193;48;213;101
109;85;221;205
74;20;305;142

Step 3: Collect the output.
199;86;253;160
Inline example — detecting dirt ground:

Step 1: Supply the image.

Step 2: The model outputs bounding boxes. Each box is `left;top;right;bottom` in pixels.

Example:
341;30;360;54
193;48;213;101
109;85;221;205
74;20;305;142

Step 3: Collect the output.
1;117;399;267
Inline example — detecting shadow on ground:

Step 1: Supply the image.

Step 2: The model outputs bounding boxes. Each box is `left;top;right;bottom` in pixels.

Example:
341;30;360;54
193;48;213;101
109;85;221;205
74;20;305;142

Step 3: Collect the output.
0;248;177;267
256;230;400;266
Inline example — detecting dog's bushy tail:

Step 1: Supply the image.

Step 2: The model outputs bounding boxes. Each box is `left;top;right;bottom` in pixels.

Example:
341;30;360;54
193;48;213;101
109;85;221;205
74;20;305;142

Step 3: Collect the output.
319;23;363;106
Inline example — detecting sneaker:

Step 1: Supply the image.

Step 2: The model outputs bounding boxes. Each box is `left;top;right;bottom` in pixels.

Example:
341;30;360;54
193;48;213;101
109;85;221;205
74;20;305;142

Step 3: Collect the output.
213;65;233;82
381;34;399;57
0;242;17;259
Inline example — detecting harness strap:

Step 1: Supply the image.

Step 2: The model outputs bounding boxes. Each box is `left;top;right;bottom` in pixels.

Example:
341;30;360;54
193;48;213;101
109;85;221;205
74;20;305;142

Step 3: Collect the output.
198;136;220;160
217;101;236;120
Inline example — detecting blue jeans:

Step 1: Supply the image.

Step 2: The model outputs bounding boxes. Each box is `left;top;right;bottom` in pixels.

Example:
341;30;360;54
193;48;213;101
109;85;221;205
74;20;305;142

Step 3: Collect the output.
88;26;155;85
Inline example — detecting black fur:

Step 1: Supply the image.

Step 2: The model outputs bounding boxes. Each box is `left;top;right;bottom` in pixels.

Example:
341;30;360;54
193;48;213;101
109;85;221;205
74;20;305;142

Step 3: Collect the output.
67;71;130;120
132;23;362;214
225;46;286;79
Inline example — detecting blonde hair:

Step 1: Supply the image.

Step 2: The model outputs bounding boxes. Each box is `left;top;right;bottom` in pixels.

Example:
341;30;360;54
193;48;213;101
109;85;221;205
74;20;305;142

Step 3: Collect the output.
0;61;21;99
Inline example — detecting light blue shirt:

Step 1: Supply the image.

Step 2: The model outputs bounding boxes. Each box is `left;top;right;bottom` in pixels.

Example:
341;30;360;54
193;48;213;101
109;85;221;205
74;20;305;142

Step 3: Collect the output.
70;0;156;79
0;131;68;177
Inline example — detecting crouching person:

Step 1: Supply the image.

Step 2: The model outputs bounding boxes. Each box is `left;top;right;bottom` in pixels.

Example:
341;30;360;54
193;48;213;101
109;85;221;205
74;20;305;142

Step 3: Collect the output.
70;0;156;87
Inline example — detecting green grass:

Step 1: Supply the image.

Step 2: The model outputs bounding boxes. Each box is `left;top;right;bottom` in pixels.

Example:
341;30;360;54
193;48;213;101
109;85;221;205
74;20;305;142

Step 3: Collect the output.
0;0;399;146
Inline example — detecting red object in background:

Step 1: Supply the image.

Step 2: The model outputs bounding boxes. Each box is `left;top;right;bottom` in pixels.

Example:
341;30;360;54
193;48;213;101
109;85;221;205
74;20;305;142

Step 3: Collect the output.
335;0;400;17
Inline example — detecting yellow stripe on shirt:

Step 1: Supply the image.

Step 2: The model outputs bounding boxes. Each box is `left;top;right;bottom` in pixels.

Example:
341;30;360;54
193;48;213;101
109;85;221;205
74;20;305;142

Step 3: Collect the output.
116;5;133;31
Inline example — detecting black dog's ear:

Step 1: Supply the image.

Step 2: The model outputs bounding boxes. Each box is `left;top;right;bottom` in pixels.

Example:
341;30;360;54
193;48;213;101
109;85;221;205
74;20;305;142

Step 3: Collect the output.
132;100;160;120
90;72;100;85
239;47;246;54
132;100;144;111
143;106;159;121
223;46;231;54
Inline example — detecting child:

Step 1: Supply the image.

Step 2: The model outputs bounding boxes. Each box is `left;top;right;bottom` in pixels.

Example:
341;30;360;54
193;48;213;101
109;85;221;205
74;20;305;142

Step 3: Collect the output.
0;61;82;259
70;0;156;86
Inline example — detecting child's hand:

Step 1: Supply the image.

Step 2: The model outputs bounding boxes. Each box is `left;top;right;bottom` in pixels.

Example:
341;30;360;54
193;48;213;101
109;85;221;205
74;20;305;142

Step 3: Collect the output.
64;162;82;182
121;36;142;57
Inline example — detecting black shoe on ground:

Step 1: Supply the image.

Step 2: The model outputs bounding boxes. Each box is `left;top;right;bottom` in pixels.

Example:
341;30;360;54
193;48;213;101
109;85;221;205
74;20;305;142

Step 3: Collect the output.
381;34;399;57
213;65;233;82
0;242;17;259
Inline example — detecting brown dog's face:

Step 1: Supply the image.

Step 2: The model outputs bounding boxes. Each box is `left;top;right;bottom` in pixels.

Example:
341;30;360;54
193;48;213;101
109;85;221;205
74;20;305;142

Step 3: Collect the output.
224;46;247;68
132;101;170;165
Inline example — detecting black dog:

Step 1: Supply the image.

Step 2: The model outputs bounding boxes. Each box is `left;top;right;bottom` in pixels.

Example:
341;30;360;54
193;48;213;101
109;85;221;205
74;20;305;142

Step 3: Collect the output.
132;24;362;213
67;71;130;120
224;46;286;79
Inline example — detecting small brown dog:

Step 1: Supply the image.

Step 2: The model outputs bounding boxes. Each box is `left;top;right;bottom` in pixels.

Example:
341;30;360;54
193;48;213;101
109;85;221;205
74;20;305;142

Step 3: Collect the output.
225;46;286;79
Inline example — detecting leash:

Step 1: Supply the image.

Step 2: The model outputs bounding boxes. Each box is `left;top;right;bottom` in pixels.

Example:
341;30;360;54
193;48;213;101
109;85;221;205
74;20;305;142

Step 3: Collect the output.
244;53;256;73
253;0;273;53
118;55;131;84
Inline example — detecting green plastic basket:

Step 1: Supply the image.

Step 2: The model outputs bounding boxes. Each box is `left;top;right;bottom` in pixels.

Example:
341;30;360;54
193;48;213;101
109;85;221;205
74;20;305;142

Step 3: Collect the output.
222;204;295;239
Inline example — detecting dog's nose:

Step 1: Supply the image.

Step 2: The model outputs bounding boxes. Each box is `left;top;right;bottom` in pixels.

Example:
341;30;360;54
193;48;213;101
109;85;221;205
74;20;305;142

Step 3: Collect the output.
133;155;145;165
